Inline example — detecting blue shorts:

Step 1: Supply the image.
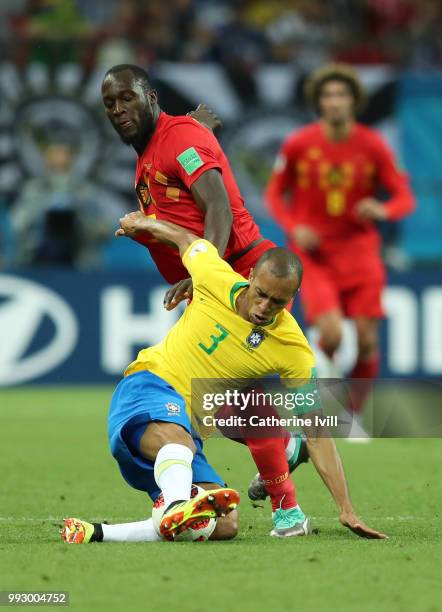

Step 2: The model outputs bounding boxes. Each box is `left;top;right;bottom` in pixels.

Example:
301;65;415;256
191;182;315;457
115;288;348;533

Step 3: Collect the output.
108;371;225;501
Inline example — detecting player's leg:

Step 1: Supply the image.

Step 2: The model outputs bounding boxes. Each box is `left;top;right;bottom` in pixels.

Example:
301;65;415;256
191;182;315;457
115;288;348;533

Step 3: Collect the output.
138;421;195;509
236;401;311;536
96;441;238;543
61;371;238;543
216;394;300;511
190;438;239;540
344;281;383;409
78;482;238;544
248;432;310;502
109;372;196;510
314;309;343;360
300;253;344;376
64;440;237;544
62;372;193;544
336;281;383;440
112;386;238;540
348;316;380;413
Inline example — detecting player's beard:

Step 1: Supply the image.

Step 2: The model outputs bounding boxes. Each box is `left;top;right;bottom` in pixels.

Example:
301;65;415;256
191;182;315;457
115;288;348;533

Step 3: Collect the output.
118;112;154;148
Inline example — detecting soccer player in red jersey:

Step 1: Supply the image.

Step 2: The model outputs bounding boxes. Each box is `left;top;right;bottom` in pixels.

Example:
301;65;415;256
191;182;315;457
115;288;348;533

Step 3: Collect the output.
101;64;304;533
266;63;415;437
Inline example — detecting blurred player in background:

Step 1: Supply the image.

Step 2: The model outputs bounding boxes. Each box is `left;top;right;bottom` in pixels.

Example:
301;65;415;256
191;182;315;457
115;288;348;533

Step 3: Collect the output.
101;64;307;528
266;63;415;438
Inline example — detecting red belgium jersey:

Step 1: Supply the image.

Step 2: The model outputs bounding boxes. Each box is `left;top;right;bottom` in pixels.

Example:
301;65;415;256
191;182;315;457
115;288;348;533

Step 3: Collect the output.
134;112;262;283
266;122;415;287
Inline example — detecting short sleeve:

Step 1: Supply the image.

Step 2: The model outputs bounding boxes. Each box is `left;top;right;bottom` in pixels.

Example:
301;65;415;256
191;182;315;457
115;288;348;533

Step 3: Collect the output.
182;239;247;306
161;121;222;190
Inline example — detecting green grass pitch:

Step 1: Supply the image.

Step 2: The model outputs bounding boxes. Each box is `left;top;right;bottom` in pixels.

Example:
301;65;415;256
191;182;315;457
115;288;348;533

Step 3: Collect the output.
1;387;441;612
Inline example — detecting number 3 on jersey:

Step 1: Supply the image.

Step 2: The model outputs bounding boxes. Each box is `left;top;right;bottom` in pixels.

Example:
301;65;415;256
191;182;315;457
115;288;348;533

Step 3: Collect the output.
199;323;229;355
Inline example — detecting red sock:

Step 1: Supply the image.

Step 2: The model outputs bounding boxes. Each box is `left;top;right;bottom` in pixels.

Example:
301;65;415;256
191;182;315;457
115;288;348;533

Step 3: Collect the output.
348;354;379;413
214;388;293;509
245;437;297;511
215;403;290;449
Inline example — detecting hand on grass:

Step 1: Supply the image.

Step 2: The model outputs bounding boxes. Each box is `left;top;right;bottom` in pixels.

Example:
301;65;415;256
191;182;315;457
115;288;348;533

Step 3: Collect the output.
340;510;388;539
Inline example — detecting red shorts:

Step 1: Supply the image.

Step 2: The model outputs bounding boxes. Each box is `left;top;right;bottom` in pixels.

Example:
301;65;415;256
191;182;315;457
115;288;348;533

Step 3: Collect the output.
299;254;385;324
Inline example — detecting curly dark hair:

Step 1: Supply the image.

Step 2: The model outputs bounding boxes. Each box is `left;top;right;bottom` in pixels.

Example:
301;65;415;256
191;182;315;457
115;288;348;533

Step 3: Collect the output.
304;63;367;115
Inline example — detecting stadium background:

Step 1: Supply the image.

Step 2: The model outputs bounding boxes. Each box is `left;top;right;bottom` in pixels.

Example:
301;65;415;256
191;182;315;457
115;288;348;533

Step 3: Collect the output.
1;1;442;385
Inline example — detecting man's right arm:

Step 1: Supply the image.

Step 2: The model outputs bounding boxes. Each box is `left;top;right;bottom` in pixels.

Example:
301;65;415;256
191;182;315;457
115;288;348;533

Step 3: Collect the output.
303;419;387;539
266;139;320;251
116;212;198;257
265;142;297;234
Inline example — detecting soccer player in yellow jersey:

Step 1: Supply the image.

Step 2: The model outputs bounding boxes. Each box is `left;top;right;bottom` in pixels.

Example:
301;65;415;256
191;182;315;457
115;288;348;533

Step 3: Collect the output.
62;212;386;543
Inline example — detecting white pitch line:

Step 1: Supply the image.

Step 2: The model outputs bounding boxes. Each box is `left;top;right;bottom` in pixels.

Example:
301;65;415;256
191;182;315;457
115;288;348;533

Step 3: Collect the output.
0;516;427;522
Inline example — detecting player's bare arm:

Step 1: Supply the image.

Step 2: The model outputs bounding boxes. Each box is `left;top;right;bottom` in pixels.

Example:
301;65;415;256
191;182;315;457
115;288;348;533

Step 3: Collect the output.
116;211;198;256
164;169;233;310
191;169;233;257
302;418;387;539
162;107;223;309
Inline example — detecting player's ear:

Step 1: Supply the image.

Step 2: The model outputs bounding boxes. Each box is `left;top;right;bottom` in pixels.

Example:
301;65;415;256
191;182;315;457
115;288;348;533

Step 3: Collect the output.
248;268;254;283
148;89;158;104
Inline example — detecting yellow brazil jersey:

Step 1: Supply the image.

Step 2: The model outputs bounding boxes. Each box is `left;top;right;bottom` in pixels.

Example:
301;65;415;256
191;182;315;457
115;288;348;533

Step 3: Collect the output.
125;239;316;437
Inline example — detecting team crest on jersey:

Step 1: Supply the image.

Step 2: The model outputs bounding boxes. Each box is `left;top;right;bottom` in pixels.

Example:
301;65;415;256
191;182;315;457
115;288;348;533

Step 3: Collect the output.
245;328;266;349
166;402;181;414
136;182;151;209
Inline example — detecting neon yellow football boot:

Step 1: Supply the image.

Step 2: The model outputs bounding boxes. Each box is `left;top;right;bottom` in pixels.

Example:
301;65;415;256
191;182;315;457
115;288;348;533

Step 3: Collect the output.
160;488;240;541
60;517;95;544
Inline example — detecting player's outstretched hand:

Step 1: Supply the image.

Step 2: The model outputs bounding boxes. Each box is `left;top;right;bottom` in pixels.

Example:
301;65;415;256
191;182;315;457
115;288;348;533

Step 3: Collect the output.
339;510;388;539
115;211;148;238
188;104;222;132
164;278;193;310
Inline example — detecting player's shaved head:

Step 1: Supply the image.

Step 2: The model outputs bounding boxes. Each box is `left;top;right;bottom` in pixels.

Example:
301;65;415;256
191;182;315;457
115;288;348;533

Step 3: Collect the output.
255;247;303;290
104;64;153;93
238;247;302;325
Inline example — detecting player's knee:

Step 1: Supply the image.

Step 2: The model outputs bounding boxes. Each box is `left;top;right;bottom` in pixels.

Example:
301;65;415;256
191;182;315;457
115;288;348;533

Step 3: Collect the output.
315;311;343;356
210;509;239;540
139;422;196;461
321;328;342;355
